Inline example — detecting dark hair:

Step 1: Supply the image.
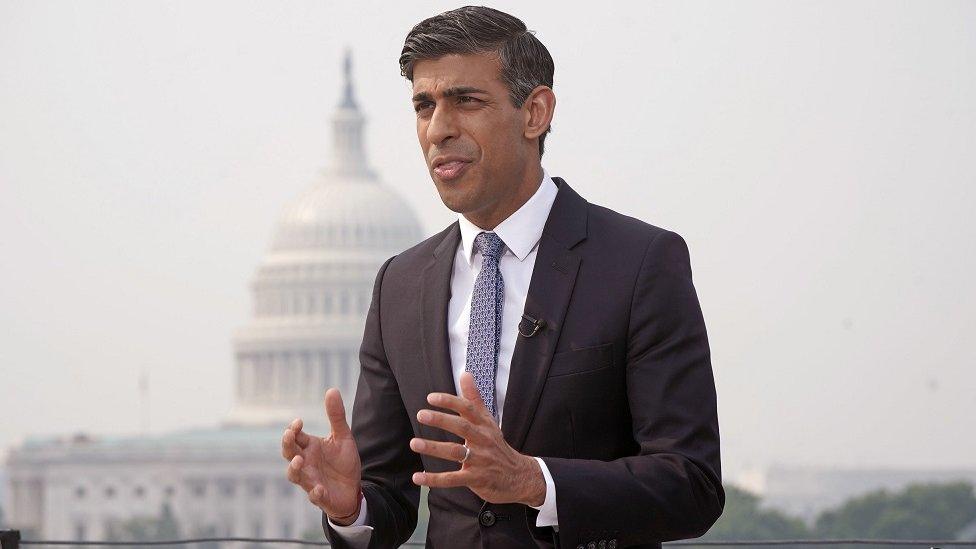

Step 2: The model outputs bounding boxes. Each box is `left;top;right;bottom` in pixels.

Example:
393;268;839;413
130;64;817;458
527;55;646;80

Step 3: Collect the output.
399;6;555;156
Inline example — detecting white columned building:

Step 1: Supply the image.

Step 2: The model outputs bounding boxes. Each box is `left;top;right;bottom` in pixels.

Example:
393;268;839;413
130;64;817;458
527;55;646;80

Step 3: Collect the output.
4;51;423;542
226;51;421;427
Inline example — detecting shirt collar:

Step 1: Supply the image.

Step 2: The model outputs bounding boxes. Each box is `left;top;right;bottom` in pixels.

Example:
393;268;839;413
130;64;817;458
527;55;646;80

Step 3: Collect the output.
457;167;559;266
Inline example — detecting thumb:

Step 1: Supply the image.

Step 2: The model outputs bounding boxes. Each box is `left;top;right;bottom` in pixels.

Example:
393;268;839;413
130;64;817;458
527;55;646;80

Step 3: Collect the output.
324;388;351;437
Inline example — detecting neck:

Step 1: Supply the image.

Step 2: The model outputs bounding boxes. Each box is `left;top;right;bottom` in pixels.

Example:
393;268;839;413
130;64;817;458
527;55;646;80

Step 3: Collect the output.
463;164;544;230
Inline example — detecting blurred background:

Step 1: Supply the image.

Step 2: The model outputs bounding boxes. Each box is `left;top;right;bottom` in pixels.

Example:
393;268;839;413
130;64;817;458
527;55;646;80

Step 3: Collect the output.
1;0;974;544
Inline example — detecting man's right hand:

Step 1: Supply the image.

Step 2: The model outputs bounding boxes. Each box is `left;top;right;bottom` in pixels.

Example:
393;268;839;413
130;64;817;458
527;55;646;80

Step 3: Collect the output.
281;388;363;526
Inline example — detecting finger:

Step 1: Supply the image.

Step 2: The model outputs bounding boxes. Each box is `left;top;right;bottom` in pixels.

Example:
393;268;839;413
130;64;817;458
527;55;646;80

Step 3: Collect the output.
286;454;307;488
288;455;319;494
417;409;475;440
308;483;331;509
281;428;301;461
458;371;488;411
413;470;470;488
426;391;484;422
409;437;469;463
325;388;351;438
290;417;311;448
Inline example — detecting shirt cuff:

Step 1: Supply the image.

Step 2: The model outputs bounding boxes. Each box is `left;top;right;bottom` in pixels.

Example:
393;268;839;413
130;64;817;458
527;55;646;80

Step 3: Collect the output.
529;456;559;528
327;493;373;545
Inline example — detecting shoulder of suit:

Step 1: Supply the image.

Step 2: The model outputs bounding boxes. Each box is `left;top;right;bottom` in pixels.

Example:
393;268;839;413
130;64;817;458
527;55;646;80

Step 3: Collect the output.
381;221;457;275
584;200;678;249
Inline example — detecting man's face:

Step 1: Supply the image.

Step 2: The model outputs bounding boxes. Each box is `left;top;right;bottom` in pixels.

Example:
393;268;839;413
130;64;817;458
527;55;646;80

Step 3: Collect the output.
412;53;530;217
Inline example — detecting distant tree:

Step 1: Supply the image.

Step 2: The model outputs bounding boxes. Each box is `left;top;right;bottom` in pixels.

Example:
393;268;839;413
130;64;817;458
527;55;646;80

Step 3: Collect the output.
105;502;181;549
699;484;811;543
156;502;181;540
815;481;976;540
187;523;221;549
301;525;326;542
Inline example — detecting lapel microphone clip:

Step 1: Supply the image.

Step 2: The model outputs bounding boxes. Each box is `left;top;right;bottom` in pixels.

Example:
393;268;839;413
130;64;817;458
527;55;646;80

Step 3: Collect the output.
518;313;546;338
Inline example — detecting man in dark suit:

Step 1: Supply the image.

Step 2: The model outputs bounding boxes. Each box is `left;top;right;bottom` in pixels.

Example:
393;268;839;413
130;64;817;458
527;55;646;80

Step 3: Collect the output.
281;6;724;548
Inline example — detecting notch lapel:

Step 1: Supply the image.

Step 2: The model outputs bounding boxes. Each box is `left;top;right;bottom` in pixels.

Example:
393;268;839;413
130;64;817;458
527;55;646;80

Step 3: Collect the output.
420;222;462;443
501;177;588;451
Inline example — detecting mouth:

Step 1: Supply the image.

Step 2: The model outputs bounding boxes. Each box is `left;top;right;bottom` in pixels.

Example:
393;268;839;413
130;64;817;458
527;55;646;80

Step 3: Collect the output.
432;158;473;182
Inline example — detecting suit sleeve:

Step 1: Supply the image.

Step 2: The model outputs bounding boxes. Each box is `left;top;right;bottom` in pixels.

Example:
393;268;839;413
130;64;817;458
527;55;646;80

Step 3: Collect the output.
322;255;423;549
326;494;372;548
542;229;725;547
530;457;559;527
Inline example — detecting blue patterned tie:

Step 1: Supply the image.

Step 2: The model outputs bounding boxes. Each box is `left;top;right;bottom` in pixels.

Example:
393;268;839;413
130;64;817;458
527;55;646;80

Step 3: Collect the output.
465;231;505;419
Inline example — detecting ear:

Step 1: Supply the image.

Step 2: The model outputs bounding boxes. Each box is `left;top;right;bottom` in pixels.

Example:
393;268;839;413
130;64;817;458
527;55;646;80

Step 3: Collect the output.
522;85;556;143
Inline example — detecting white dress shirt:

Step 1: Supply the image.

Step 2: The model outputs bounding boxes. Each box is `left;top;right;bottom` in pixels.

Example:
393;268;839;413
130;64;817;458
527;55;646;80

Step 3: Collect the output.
329;169;560;545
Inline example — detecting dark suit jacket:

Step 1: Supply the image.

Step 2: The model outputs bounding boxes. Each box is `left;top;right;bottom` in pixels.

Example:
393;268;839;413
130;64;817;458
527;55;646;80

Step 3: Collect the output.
323;177;724;548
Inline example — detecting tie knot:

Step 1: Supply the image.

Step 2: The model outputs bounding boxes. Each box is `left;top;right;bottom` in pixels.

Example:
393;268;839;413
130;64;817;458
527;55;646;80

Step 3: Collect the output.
475;231;505;262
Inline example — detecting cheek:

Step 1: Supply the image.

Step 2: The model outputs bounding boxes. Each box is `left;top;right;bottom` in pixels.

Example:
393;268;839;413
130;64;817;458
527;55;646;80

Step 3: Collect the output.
416;122;429;149
485;128;522;165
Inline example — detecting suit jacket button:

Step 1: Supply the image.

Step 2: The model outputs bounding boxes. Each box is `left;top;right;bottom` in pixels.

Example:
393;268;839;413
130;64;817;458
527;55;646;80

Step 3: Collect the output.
479;509;496;527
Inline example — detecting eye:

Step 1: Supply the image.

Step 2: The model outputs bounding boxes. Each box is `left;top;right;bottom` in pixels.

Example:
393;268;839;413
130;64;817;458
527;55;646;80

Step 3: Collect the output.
414;101;433;113
457;96;479;104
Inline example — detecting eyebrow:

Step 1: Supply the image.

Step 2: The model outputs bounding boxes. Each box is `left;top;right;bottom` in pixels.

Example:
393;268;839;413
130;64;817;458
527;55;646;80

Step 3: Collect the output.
412;86;490;103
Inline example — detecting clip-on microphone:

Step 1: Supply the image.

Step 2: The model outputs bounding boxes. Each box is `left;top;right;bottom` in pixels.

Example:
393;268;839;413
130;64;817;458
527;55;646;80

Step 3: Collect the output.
518;313;546;338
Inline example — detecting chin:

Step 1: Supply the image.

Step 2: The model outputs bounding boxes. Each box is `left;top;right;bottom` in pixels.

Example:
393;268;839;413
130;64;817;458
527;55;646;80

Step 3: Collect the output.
438;188;484;216
433;175;479;212
437;192;470;214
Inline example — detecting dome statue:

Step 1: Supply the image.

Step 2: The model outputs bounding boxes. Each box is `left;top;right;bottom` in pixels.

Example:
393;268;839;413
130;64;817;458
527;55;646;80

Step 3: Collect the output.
226;50;423;427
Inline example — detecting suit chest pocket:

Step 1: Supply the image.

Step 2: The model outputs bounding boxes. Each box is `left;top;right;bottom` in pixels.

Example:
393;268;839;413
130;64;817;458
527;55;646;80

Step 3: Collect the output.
547;342;614;377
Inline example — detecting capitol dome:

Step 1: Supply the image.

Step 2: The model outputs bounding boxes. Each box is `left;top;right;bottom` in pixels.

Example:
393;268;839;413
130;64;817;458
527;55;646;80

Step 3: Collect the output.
226;51;424;427
271;174;421;253
2;52;428;545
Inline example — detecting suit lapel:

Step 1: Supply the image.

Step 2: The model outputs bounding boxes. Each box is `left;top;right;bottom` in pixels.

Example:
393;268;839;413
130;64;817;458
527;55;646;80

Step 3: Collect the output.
419;179;588;449
420;222;462;443
501;177;588;451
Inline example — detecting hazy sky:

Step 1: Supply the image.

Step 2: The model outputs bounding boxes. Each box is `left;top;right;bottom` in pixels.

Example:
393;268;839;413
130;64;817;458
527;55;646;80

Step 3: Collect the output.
1;1;974;481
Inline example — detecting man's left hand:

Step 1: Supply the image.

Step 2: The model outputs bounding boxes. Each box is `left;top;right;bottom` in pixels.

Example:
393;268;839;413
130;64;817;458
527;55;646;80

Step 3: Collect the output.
410;371;546;507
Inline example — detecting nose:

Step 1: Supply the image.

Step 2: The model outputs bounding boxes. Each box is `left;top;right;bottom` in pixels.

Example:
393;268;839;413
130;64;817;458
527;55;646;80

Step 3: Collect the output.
426;103;460;146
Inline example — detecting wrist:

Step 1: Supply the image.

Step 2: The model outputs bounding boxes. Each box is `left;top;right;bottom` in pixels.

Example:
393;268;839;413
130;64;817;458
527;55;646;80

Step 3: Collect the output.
327;485;363;526
519;455;546;507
